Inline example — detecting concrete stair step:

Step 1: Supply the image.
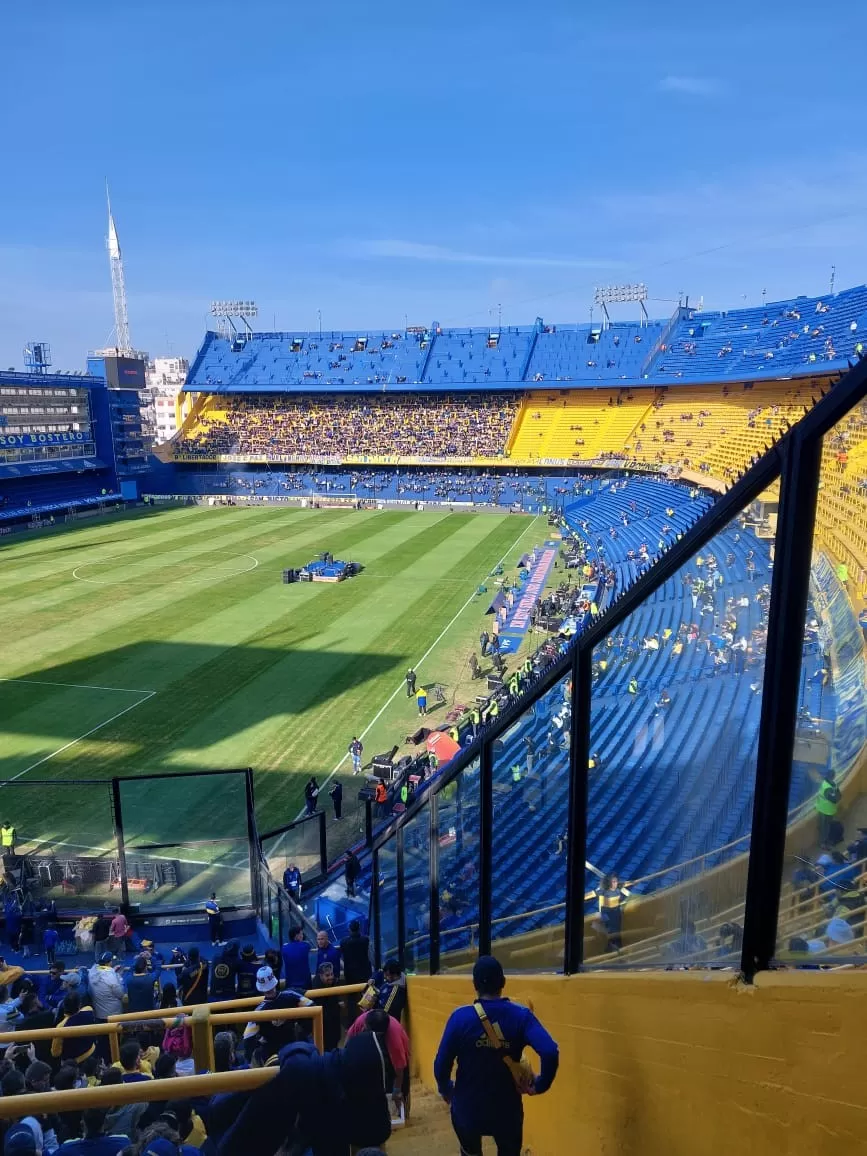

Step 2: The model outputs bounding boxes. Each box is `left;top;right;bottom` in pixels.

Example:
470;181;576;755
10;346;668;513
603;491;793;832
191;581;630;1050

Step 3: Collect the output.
387;1083;527;1154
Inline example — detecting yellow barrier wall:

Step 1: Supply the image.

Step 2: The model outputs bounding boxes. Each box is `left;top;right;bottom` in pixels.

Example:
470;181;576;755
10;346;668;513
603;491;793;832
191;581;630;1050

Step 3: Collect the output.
407;970;867;1156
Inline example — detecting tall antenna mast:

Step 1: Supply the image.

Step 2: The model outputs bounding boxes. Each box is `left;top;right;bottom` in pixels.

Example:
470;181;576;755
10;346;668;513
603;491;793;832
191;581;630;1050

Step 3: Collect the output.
106;181;132;354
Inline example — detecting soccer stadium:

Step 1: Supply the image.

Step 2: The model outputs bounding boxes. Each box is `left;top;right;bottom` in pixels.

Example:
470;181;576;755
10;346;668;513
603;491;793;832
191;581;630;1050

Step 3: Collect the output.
0;270;866;1152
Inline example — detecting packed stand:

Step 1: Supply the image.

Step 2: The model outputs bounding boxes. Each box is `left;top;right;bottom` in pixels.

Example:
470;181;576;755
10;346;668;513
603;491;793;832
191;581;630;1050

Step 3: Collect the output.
0;914;411;1155
173;393;519;462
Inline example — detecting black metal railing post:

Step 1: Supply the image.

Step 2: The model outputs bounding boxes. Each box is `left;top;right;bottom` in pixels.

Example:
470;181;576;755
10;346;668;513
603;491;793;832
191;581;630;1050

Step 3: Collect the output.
396;827;406;966
244;769;259;913
564;646;591;973
478;737;494;957
372;849;382;970
110;778;130;913
317;810;327;876
740;431;823;980
429;794;440;974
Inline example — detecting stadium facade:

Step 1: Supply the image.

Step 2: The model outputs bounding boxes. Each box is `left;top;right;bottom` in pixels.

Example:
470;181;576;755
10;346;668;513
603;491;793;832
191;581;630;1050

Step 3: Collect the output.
0;352;148;532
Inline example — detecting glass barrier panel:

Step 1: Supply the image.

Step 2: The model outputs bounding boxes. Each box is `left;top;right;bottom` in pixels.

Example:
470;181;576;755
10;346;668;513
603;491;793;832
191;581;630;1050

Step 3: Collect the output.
490;669;571;971
325;772;370;869
0;782;118;919
377;842;399;964
437;756;480;971
402;804;431;974
261;815;322;893
118;771;251;911
775;400;867;966
584;493;767;967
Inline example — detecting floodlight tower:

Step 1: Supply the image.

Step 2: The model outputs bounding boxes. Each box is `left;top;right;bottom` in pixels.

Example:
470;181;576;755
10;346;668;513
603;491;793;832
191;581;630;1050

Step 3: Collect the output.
209;301;259;349
106;183;132;355
593;283;649;329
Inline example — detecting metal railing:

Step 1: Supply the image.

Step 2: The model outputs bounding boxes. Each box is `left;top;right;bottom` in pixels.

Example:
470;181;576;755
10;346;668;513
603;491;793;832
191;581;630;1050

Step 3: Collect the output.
364;355;867;980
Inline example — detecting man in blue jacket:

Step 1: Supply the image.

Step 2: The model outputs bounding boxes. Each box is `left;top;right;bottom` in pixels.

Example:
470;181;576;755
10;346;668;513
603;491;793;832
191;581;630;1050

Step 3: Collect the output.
281;924;313;991
434;955;559;1156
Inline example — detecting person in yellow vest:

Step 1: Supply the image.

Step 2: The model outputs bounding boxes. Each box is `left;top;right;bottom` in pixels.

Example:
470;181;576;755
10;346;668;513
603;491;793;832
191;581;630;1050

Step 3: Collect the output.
470;705;481;738
814;770;841;849
0;823;15;855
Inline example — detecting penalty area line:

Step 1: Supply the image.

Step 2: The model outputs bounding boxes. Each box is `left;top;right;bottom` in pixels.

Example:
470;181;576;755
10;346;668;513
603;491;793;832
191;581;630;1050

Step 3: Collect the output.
5;691;158;782
295;513;543;820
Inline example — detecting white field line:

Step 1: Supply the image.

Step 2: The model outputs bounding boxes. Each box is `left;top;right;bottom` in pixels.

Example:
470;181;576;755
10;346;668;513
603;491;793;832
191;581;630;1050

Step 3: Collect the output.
0;678;153;695
20;836;247;872
293;514;542;822
71;552;259;586
6;691;157;781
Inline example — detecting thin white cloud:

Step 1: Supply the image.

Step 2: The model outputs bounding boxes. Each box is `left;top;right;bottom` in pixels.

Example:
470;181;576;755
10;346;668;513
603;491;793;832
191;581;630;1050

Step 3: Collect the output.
349;239;623;269
658;75;722;97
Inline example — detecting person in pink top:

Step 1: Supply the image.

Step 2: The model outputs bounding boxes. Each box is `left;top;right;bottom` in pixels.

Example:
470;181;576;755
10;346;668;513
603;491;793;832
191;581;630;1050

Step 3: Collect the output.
346;1007;411;1115
109;909;130;955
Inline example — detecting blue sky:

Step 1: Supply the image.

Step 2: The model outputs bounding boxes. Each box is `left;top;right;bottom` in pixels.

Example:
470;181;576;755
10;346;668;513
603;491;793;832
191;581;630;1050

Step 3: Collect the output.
1;0;865;368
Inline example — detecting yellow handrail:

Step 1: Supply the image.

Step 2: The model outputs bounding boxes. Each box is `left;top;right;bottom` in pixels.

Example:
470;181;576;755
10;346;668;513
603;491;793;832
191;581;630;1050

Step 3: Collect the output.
107;982;365;1023
0;1067;275;1120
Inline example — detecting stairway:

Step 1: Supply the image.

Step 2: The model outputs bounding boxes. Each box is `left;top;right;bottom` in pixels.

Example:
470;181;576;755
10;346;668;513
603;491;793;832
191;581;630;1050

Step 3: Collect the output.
388;1082;521;1154
387;1082;455;1154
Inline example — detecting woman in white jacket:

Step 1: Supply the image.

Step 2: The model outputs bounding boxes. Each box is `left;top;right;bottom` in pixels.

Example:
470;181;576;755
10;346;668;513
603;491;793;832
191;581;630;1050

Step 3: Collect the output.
87;952;125;1020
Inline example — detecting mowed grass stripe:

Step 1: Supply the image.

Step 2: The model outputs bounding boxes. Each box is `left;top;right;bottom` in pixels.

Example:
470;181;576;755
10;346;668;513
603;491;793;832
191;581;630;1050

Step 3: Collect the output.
170;515;513;781
0;505;294;590
0;505;365;626
0;512;458;755
0;509;423;672
247;515;525;786
0;509;535;839
61;513;476;780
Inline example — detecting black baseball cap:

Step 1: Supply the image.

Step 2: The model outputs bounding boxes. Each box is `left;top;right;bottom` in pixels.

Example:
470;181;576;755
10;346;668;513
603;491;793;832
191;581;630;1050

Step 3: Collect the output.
472;955;505;992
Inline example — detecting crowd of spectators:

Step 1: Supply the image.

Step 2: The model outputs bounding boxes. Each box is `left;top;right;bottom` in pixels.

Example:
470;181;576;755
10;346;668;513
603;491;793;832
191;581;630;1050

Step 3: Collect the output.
175;393;518;462
0;918;407;1155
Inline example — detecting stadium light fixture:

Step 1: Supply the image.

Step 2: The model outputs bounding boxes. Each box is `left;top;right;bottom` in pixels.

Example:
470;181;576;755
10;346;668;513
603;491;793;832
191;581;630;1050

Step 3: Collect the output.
210;301;259;319
593;284;648;306
593;283;649;328
210;301;259;344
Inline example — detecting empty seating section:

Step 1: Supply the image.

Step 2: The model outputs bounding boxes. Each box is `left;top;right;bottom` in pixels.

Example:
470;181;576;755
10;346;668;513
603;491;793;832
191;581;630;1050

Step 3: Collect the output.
509;389;654;460
175;393;518;460
184;287;867;395
424;477;851;955
655;285;867;380
191;330;429;389
423;328;535;385
526;322;663;383
622;382;815;480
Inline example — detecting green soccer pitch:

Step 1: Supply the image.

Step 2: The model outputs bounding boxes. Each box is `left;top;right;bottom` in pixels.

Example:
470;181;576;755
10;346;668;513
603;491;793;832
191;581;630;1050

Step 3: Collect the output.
0;503;542;895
